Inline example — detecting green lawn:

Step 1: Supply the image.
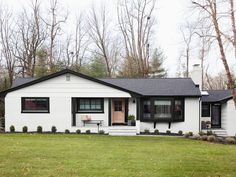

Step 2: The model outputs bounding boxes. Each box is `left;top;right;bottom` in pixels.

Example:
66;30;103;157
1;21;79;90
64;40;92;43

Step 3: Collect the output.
0;134;235;177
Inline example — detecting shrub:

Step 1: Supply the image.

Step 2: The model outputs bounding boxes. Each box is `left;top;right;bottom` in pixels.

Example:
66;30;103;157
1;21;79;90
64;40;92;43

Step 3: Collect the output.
37;126;42;133
0;127;4;133
189;132;193;136
184;132;190;138
225;137;236;144
198;131;205;136
86;130;91;134
22;126;28;133
207;135;216;142
216;137;225;143
51;126;57;133
144;129;150;134
154;129;159;135
207;130;213;136
128;115;135;121
98;130;105;135
192;134;200;140
76;129;81;134
65;129;70;134
178;130;183;136
10;125;15;133
200;135;208;141
166;130;171;135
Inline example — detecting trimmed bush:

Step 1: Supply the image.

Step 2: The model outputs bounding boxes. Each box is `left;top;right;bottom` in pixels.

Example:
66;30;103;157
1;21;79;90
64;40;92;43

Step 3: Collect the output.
86;130;91;134
22;126;28;133
10;125;15;133
178;130;183;136
216;137;225;143
198;131;205;136
76;129;81;134
154;129;159;135
51;126;57;133
200;135;208;141
207;135;216;142
65;129;70;134
144;129;150;134
189;132;193;136
166;130;171;135
207;130;213;136
98;130;105;135
225;137;236;144
37;126;42;133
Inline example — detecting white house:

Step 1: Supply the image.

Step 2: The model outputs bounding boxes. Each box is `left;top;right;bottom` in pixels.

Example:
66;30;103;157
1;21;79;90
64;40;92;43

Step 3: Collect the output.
0;67;235;136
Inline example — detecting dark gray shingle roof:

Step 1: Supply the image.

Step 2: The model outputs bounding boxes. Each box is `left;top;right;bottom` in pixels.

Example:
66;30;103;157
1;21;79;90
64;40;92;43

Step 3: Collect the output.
202;90;232;102
11;78;35;88
100;78;201;96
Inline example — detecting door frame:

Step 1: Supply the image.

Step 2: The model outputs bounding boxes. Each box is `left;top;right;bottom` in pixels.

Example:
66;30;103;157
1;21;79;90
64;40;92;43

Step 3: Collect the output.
211;104;221;128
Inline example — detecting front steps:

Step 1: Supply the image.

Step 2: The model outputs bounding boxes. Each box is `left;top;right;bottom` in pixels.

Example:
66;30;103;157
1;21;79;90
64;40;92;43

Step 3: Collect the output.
108;126;137;136
212;129;228;137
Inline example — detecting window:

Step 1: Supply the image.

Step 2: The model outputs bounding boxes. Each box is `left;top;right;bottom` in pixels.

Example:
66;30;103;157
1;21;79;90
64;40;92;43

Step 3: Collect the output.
202;103;210;117
143;100;151;118
77;98;103;113
22;97;49;113
114;100;122;111
141;98;184;122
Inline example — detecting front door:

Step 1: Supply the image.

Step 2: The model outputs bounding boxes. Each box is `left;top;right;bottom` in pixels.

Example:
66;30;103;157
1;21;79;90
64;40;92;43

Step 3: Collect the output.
211;105;221;128
112;99;125;124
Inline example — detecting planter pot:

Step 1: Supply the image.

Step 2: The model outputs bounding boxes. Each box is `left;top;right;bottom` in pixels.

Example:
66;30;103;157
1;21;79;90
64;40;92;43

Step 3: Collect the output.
131;120;136;126
128;120;132;126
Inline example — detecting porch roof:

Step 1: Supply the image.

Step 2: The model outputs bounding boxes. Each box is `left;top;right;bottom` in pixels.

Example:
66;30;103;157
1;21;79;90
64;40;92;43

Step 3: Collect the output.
202;90;232;103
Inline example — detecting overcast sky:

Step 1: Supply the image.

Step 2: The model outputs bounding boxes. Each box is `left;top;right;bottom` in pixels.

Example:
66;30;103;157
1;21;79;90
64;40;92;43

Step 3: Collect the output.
1;0;234;76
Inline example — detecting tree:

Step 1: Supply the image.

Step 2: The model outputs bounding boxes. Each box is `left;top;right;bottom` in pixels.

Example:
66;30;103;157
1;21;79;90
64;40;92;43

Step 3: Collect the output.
35;48;48;78
192;0;236;107
149;48;167;78
117;0;157;77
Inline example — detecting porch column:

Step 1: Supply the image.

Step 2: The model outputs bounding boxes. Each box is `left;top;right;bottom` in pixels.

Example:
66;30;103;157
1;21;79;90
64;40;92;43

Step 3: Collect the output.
71;98;77;126
108;98;111;126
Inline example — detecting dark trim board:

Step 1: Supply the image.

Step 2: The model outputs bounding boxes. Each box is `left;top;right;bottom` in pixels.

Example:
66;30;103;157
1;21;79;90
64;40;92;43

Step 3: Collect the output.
211;104;221;128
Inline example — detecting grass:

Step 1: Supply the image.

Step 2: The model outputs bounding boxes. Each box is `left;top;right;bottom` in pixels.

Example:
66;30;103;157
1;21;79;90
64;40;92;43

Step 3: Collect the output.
0;134;236;177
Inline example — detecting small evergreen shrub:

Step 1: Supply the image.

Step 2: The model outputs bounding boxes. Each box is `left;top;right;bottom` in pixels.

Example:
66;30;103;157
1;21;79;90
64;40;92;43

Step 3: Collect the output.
154;129;159;135
184;132;190;138
37;126;42;133
200;135;208;141
22;126;28;133
65;129;70;134
192;134;200;140
0;127;4;133
178;130;183;136
51;126;57;133
10;125;15;133
144;129;150;134
86;130;91;134
98;130;105;135
225;137;236;144
76;129;81;134
198;131;205;136
216;137;225;143
207;135;216;142
207;130;213;136
166;130;171;135
189;132;193;136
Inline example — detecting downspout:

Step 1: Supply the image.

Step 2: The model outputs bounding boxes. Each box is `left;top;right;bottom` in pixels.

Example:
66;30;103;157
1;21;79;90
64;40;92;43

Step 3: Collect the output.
199;97;201;133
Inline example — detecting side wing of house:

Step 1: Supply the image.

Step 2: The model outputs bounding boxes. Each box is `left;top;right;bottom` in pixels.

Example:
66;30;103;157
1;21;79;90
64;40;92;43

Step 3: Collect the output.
5;73;132;132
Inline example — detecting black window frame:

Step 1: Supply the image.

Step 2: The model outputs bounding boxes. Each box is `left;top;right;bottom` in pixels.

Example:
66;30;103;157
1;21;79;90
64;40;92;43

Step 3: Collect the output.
21;97;50;113
202;103;210;117
140;97;185;122
77;98;104;113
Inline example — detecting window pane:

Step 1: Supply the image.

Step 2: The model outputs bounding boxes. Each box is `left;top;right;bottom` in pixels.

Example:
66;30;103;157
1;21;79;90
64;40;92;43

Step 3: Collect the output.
143;100;151;118
154;100;171;118
114;100;122;111
174;100;183;120
23;98;49;112
77;98;103;112
202;103;210;117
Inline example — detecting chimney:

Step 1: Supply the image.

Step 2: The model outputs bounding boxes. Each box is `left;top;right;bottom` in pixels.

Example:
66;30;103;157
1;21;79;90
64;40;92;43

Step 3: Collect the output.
190;64;202;90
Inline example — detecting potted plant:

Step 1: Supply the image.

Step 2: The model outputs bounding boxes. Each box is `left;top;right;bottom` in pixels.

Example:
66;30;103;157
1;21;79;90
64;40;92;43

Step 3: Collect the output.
128;115;135;126
206;121;211;129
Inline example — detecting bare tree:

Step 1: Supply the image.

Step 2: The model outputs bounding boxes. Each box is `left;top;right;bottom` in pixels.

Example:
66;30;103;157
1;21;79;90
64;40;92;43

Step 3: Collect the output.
46;0;67;73
0;5;16;86
117;0;156;77
192;0;236;107
14;0;46;77
87;6;119;77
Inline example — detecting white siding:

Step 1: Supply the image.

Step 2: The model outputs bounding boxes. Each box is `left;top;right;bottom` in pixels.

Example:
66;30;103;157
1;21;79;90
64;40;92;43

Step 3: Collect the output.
5;74;131;132
140;98;200;134
221;103;227;130
225;100;236;136
128;98;136;118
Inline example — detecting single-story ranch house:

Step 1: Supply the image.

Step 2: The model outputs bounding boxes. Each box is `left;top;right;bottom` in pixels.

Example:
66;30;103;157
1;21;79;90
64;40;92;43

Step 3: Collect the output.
0;65;235;136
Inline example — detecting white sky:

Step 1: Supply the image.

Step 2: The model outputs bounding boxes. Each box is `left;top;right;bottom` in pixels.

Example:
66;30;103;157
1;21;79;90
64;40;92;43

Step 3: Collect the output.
1;0;234;76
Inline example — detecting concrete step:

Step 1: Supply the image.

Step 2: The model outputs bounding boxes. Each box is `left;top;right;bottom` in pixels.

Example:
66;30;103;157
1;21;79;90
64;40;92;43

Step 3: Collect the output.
108;126;137;136
212;129;228;137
